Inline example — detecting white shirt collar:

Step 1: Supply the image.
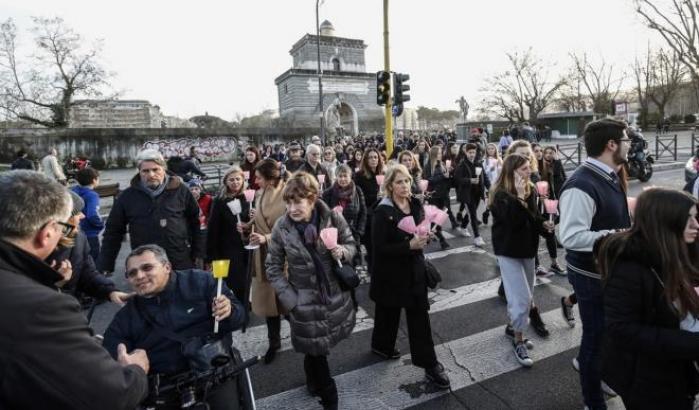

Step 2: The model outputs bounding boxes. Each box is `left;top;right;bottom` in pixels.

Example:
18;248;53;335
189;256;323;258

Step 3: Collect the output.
586;157;615;175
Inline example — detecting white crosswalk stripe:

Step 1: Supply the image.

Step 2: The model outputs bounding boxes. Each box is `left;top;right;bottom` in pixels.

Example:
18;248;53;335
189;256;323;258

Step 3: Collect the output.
256;307;582;409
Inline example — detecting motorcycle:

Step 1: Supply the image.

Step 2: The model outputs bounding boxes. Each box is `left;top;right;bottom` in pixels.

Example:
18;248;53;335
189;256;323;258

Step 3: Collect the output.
626;131;654;182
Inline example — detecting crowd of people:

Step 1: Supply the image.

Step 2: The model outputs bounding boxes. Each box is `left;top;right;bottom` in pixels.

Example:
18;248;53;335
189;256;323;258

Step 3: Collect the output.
3;118;699;409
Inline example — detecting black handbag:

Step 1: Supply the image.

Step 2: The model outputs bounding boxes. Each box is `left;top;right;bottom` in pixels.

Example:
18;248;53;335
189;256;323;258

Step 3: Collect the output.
424;260;442;289
333;260;360;290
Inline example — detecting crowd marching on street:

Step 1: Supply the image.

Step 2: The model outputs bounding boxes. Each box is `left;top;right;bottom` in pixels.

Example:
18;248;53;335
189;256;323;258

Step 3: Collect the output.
4;118;699;410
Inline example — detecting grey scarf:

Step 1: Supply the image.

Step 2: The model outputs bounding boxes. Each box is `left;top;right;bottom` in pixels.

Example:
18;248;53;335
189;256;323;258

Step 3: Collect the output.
141;175;170;198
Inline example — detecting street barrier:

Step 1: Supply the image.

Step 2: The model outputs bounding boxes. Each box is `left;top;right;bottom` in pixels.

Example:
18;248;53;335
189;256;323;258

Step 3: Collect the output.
556;142;583;169
654;134;678;162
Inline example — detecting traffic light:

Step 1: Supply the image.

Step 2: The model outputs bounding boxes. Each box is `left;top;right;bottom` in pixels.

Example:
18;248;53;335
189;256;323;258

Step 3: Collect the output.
393;73;410;116
376;70;390;106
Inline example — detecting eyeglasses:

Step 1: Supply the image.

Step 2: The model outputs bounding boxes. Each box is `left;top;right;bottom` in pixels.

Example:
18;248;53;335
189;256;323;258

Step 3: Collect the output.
126;262;161;279
56;221;75;237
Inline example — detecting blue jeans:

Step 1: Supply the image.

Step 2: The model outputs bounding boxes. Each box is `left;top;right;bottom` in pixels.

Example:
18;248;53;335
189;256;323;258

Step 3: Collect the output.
86;236;100;265
568;271;606;410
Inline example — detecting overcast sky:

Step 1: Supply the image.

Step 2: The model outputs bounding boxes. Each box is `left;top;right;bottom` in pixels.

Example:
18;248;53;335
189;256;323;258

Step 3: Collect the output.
1;0;665;120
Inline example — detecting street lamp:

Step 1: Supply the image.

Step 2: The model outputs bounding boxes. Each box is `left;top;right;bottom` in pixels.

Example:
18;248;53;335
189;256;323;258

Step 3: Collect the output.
316;0;325;145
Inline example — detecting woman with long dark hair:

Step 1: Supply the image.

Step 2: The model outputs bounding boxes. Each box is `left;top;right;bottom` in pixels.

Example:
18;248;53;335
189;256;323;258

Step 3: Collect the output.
245;158;289;364
206;166;250;302
353;148;384;274
423;146;455;249
241;146;261;190
597;188;699;410
489;154;553;367
370;164;450;390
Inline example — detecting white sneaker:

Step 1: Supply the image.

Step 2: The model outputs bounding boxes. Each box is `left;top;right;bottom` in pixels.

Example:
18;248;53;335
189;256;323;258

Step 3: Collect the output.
572;358;617;397
474;236;485;247
458;227;471;237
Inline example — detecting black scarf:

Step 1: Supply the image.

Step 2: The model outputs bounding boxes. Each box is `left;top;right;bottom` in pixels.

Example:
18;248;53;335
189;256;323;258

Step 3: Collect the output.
332;182;354;208
291;206;331;304
0;239;63;289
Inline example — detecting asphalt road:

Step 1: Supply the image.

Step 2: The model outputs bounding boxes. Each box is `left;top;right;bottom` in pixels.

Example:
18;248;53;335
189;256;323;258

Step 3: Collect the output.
88;166;687;410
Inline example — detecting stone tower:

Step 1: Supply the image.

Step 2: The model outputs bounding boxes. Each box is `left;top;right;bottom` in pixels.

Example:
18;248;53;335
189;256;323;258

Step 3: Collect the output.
275;20;384;137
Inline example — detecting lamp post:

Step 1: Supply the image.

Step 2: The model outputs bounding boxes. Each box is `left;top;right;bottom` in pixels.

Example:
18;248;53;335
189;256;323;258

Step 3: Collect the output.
316;0;325;145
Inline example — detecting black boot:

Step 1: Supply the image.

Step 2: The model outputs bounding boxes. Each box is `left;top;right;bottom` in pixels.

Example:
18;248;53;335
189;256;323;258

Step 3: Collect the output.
304;356;321;396
265;316;281;364
482;210;490;225
318;380;338;410
497;281;507;302
529;307;550;337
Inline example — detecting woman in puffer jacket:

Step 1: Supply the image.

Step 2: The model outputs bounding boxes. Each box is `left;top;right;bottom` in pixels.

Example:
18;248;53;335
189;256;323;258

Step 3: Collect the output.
266;171;357;410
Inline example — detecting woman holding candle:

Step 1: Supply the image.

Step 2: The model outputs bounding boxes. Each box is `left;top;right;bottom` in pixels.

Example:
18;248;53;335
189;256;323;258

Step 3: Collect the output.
538;146;567;275
398;150;424;198
353;148;384;275
246;158;289;364
370;164;450;390
454;143;489;246
266;171;357;409
206;166;250;302
490;154;554;367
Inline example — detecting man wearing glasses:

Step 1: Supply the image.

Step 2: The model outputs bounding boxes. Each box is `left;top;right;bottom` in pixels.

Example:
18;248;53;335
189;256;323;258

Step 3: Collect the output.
558;118;632;410
0;170;149;409
103;244;245;408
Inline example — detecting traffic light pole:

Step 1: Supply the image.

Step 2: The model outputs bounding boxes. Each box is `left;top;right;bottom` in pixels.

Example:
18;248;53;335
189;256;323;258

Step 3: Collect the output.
383;0;393;157
316;0;325;145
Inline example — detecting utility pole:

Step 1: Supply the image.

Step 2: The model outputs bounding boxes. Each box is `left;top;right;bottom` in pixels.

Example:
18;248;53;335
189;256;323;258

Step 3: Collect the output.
316;0;325;145
383;0;393;157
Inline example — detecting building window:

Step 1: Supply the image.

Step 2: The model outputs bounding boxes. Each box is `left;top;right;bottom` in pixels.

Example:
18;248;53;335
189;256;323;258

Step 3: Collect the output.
332;58;340;71
284;84;288;94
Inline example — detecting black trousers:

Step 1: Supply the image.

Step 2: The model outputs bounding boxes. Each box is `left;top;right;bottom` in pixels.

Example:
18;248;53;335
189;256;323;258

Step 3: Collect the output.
460;200;480;237
304;354;333;389
371;304;438;369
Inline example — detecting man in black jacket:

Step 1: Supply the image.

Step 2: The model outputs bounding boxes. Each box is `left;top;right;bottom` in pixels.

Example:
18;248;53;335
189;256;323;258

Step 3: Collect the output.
0;170;149;410
11;149;34;170
104;244;245;408
99;149;204;275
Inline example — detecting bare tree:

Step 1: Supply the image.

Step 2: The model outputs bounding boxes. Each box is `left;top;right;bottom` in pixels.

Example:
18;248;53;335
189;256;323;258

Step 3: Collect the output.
569;53;625;115
635;0;699;107
648;49;686;121
557;69;590;112
0;17;112;127
479;49;565;123
632;48;653;129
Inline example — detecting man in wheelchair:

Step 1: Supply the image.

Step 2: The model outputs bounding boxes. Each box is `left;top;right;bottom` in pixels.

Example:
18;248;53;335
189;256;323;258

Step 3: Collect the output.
103;244;246;409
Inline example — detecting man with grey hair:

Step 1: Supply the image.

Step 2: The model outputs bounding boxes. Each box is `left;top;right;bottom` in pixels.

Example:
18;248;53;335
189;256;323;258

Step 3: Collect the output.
299;143;330;189
99;149;203;275
0;170;149;409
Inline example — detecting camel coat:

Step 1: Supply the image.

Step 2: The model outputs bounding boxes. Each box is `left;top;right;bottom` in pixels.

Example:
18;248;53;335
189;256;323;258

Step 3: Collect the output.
250;181;288;317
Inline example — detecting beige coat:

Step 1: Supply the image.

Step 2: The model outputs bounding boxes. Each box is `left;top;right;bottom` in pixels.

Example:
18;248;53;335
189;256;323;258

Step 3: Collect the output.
250;181;287;317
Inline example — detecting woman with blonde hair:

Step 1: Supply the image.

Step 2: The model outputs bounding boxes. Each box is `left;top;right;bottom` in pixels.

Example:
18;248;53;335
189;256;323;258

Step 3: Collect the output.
206;165;250;302
243;158;289;364
370;164;450;390
267;171;357;409
490;154;553;367
481;143;503;225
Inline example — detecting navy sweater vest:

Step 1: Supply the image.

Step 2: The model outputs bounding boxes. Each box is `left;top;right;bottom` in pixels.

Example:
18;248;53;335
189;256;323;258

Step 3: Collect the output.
560;162;631;279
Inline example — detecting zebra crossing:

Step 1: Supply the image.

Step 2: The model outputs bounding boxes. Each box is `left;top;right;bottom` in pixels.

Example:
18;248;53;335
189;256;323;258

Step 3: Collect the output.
242;230;626;409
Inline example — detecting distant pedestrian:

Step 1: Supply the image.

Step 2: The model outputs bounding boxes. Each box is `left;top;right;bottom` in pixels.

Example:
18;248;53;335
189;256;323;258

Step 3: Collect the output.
41;147;66;184
72;167;104;263
11;150;34;170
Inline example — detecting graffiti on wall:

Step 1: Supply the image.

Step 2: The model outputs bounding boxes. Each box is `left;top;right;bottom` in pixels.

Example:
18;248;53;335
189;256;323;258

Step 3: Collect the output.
142;137;237;161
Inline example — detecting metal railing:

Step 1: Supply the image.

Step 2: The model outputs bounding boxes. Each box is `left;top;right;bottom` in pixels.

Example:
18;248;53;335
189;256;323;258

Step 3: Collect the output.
654;134;678;162
556;142;583;169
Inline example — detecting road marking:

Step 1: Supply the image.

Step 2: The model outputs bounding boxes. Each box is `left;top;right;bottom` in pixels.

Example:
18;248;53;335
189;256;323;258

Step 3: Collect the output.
232;276;552;358
256;307;582;409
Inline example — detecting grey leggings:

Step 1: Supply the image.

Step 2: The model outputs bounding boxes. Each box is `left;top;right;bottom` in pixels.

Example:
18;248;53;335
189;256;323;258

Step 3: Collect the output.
497;256;536;332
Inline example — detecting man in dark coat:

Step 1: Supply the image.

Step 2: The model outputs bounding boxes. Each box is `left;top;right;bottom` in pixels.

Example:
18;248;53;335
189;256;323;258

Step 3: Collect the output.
0;170;148;410
11;149;34;170
99;149;203;275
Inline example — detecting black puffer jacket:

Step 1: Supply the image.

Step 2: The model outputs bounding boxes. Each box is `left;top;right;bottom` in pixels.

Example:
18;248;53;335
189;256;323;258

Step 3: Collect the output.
99;174;202;272
0;239;147;409
602;236;699;407
48;231;117;301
